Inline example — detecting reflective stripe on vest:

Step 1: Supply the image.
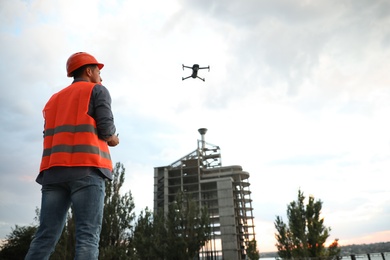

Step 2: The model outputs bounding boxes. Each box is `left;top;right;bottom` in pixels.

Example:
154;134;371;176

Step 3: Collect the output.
39;82;112;172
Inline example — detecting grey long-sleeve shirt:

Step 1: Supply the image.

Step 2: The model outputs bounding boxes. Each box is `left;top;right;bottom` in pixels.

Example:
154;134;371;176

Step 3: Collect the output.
36;80;116;185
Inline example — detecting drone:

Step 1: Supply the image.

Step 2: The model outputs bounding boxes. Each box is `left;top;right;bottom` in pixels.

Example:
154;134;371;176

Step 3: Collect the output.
182;64;210;81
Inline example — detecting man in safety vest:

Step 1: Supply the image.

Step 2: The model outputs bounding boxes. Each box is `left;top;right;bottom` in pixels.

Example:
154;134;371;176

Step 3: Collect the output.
25;52;119;260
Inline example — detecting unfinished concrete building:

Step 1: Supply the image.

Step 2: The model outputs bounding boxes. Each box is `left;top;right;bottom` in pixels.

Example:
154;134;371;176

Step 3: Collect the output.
154;128;256;259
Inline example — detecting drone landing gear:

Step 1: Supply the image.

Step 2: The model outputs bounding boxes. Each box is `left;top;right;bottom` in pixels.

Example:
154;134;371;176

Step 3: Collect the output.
182;76;205;81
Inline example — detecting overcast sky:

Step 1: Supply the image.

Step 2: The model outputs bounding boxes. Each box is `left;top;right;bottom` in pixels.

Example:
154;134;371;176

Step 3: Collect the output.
1;0;390;252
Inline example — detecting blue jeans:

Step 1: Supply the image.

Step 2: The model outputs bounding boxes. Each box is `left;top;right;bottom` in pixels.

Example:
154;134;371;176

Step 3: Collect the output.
25;172;105;260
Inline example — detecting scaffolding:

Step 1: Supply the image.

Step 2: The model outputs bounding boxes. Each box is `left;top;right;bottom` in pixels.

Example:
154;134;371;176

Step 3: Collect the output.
154;128;256;259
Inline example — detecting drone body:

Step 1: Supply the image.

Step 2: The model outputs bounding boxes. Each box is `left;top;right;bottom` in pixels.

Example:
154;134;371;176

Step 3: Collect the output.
182;64;210;81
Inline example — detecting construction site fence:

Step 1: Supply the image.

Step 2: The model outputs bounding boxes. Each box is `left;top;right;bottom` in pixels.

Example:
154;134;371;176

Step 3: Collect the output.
339;252;389;260
274;252;390;260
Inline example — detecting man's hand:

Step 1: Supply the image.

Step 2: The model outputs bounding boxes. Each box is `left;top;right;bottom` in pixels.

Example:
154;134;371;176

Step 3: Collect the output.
106;134;119;147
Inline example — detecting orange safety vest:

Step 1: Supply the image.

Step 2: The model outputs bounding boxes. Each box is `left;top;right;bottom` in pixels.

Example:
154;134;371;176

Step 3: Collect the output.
39;81;112;172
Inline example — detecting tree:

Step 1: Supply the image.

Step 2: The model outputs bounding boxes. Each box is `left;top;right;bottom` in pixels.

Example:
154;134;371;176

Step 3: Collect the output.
0;207;40;260
151;208;169;259
165;192;211;260
99;162;136;259
133;192;211;260
274;189;339;259
274;216;293;259
306;195;330;257
246;238;260;260
133;207;165;259
327;238;341;259
0;225;37;260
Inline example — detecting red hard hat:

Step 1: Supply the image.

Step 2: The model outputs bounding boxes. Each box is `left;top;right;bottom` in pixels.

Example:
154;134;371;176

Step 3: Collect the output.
66;52;104;77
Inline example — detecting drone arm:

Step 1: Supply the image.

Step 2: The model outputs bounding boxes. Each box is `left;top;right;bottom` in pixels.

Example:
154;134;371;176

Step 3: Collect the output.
199;66;210;71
